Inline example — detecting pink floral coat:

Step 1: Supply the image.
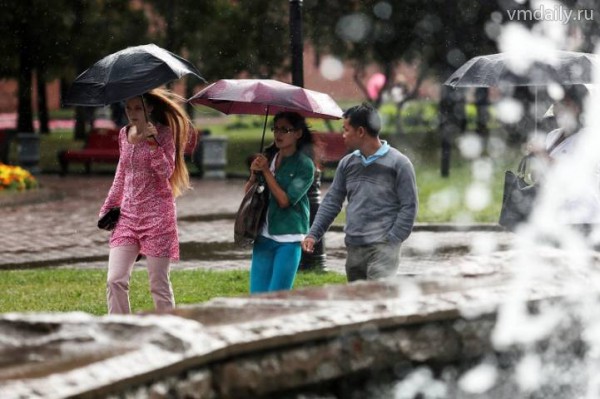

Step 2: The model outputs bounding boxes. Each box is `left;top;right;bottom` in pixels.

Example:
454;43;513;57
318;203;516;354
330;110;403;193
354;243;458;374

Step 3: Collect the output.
99;124;179;260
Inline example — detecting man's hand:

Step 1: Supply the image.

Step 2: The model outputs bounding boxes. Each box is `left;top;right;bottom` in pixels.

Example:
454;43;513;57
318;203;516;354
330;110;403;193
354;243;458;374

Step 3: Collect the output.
301;237;316;253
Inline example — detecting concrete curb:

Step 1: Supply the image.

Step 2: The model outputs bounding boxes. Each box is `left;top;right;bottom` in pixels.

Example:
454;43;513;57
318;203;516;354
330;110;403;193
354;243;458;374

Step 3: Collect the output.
411;223;504;232
178;213;505;233
328;223;505;232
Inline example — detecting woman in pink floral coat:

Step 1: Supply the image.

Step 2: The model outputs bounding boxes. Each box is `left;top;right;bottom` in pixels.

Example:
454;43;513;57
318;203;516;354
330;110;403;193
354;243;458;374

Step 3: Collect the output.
99;88;194;314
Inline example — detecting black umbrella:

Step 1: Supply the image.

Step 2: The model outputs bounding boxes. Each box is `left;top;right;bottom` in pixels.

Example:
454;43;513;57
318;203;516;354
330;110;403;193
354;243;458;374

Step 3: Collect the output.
445;50;600;88
63;44;204;107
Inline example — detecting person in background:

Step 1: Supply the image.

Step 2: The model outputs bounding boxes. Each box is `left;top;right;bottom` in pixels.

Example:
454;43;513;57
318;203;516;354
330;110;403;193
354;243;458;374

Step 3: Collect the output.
302;102;418;281
99;88;195;314
528;84;600;229
245;111;315;293
530;85;587;164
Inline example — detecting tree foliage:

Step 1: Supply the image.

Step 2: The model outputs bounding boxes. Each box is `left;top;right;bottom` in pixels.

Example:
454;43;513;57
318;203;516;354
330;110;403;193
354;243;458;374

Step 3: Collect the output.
0;0;148;134
0;0;74;131
304;0;499;105
0;0;504;135
189;0;291;81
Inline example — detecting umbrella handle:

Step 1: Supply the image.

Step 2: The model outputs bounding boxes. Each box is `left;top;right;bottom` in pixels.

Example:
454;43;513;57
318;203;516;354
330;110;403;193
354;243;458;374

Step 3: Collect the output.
140;95;149;124
259;105;270;153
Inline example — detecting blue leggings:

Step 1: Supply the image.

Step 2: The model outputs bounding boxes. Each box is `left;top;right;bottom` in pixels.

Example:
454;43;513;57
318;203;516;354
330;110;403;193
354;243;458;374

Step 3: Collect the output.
250;236;302;293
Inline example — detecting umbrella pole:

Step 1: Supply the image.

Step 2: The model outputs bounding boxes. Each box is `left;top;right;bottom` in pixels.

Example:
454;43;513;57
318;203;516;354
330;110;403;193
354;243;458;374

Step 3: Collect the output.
140;95;159;146
260;105;270;153
141;95;149;124
535;87;538;135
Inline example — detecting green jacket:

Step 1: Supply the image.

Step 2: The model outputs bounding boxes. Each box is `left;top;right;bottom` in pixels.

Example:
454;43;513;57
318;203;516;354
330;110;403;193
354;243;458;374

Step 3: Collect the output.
267;150;315;235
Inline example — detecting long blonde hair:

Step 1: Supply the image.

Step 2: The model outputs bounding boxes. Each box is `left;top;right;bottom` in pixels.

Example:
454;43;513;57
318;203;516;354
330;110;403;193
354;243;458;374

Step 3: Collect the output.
144;88;195;198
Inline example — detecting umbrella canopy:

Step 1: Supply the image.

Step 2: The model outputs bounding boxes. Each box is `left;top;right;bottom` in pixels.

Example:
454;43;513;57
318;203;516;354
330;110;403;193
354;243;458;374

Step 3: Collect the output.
188;79;343;120
64;44;204;107
444;50;600;88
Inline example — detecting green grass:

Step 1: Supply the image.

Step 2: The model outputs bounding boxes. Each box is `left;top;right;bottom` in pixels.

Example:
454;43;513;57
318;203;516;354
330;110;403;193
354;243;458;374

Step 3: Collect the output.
414;157;516;223
329;152;520;225
0;268;346;315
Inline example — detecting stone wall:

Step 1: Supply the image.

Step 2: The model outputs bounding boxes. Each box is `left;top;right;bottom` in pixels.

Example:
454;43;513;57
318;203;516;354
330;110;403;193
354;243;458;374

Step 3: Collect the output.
0;269;589;398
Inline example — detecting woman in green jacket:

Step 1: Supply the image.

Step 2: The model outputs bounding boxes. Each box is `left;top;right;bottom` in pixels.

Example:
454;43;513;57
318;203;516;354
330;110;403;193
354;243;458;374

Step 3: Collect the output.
245;112;316;293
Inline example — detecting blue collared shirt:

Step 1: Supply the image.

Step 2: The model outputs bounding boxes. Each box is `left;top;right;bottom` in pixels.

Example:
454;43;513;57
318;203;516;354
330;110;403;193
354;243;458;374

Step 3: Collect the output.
352;140;390;165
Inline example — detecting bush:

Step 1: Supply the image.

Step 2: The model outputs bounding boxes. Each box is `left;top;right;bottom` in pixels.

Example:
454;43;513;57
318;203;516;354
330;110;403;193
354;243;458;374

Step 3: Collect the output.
379;100;501;136
379;100;439;135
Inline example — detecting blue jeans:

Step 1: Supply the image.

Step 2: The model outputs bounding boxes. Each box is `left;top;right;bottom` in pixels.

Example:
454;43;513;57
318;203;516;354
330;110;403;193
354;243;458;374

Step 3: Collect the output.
250;236;302;293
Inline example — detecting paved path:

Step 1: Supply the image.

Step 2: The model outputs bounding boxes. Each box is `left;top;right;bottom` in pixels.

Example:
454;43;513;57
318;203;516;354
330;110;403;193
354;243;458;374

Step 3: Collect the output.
1;175;516;277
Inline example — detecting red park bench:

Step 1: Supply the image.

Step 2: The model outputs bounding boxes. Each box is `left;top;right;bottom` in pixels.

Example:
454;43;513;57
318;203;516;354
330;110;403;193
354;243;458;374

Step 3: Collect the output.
58;127;202;175
312;132;349;169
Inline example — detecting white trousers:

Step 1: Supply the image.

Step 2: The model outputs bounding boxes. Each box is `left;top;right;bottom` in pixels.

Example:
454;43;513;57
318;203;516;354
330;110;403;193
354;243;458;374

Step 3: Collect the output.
106;245;175;314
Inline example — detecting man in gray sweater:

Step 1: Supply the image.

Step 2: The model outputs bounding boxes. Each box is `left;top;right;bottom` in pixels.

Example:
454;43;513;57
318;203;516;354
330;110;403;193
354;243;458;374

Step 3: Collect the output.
301;103;418;281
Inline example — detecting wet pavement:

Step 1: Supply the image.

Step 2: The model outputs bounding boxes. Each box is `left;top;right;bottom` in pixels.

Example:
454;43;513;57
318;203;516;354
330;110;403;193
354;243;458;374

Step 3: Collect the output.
1;175;516;277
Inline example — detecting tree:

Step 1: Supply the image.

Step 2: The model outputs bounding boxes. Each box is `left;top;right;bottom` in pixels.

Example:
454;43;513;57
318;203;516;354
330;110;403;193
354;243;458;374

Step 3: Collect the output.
65;0;148;140
29;1;72;133
0;0;40;133
304;0;431;107
304;0;500;176
427;0;499;176
142;0;293;118
143;0;223;116
0;0;147;138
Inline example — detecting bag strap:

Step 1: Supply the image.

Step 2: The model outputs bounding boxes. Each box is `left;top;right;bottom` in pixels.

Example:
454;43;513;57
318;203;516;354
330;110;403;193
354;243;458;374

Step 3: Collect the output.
518;130;570;177
517;155;531;175
546;130;568;154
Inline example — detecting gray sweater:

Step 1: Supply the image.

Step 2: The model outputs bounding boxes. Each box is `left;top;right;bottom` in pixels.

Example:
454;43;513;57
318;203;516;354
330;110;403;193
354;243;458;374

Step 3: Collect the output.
308;147;418;246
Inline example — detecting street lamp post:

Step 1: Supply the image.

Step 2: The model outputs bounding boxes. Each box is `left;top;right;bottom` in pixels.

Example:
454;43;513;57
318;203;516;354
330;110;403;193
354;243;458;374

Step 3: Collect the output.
289;0;326;270
289;0;304;88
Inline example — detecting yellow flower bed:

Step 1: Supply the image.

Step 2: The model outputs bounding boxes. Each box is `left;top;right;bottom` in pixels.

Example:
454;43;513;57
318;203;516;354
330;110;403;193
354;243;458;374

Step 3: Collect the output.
0;163;38;191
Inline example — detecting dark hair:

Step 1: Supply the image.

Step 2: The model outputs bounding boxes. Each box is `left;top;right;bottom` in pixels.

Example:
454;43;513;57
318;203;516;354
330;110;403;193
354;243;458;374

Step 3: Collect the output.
342;102;381;137
264;111;315;162
561;85;588;111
